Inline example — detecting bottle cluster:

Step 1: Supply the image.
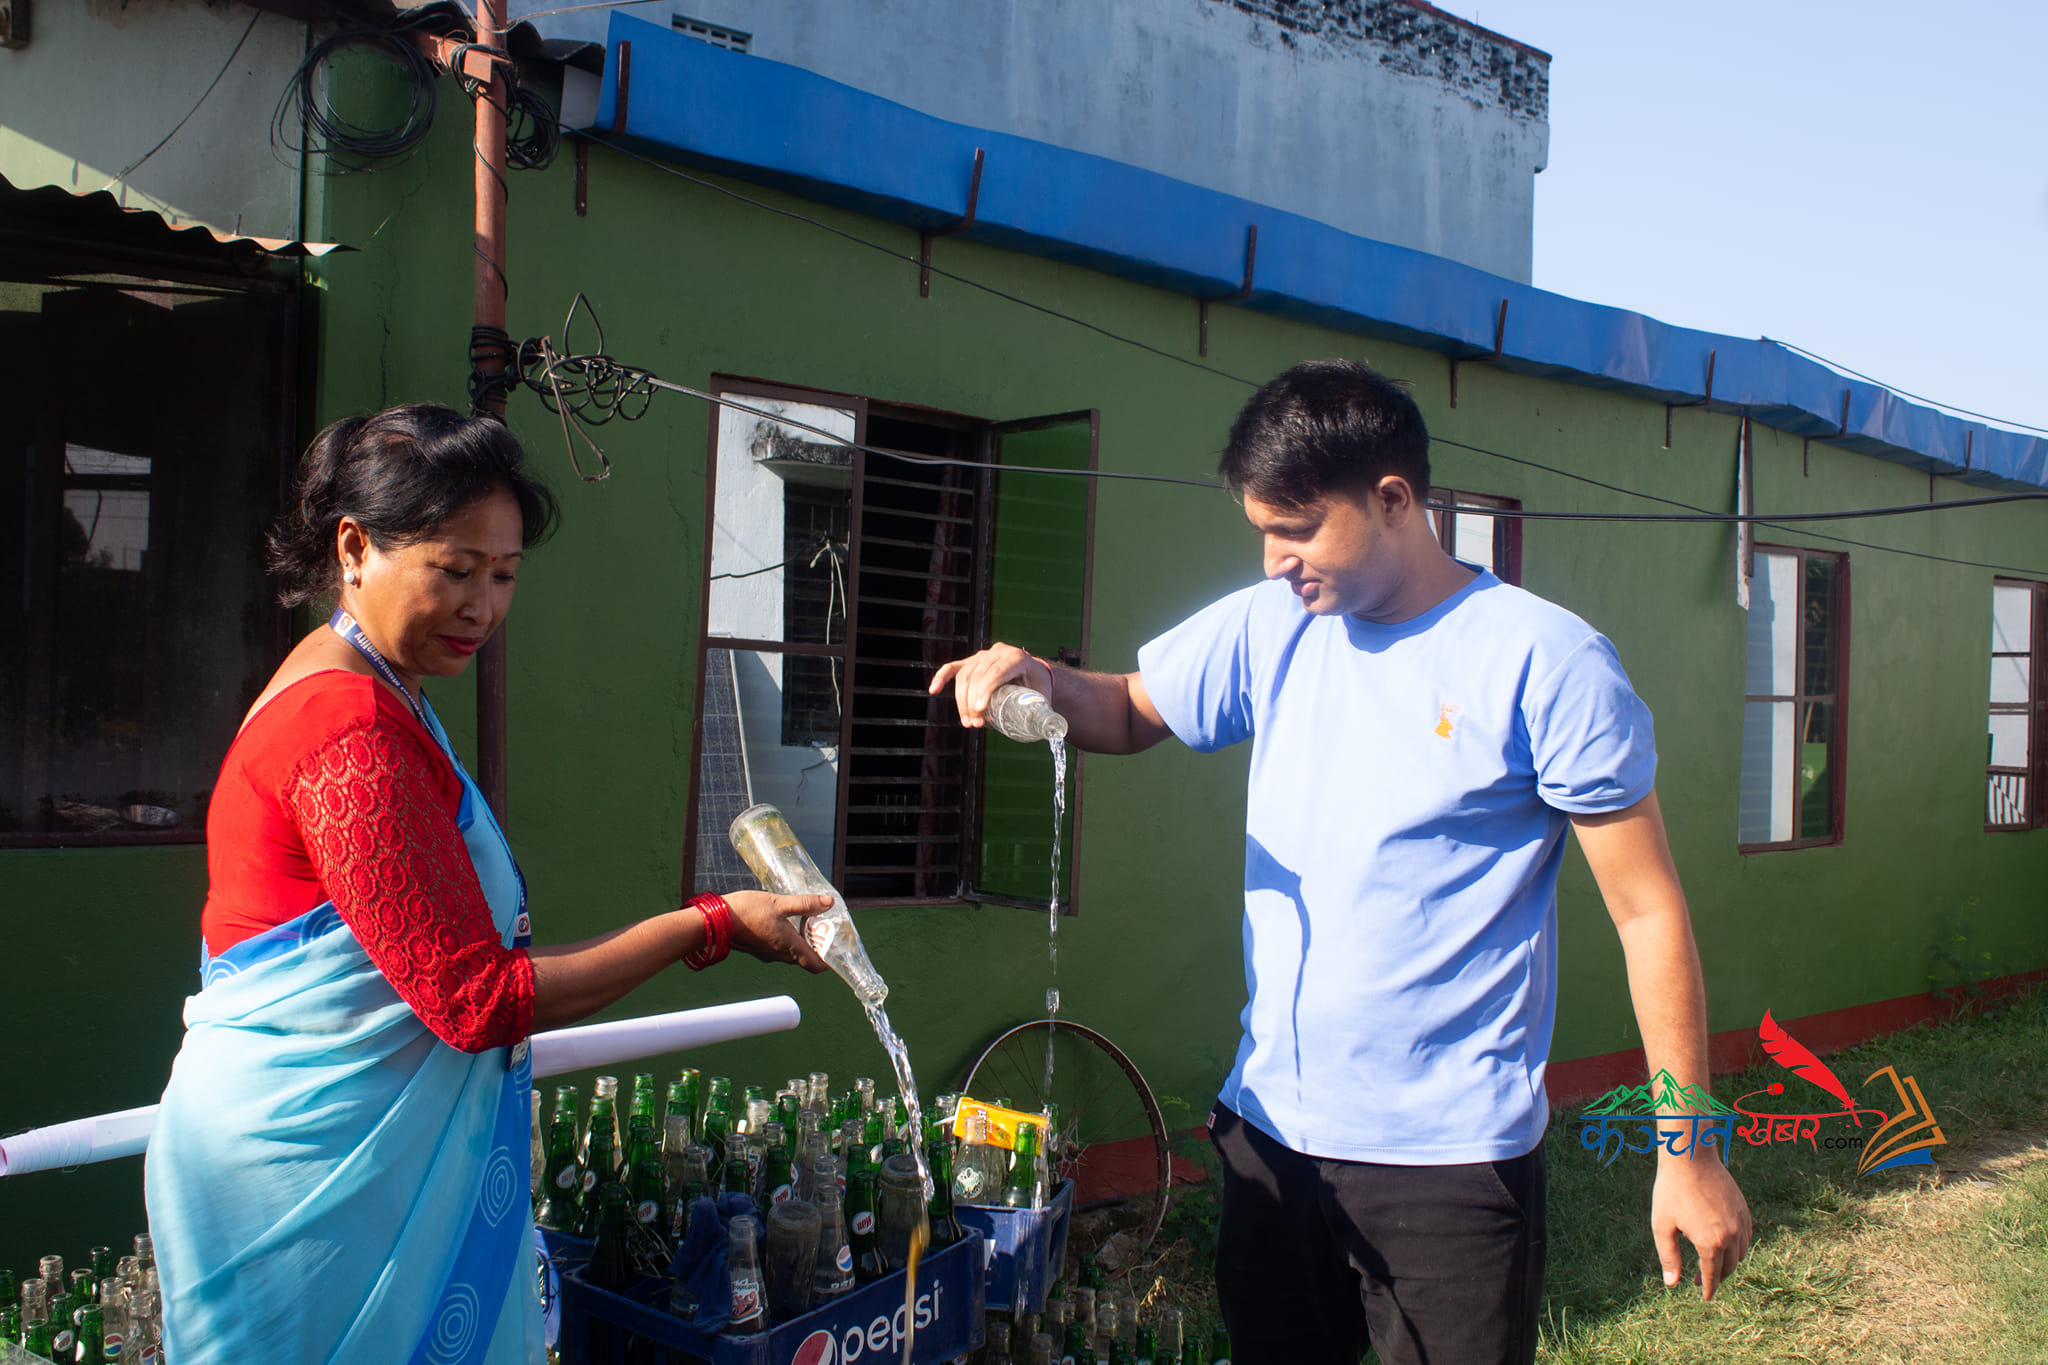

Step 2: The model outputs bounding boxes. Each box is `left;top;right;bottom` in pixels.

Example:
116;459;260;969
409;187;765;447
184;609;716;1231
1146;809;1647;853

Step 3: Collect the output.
534;1069;1059;1341
973;1257;1230;1365
1;1233;161;1363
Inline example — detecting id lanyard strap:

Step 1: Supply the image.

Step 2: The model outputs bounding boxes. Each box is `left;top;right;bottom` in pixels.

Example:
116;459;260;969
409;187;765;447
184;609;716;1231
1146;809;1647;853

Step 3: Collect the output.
328;608;431;733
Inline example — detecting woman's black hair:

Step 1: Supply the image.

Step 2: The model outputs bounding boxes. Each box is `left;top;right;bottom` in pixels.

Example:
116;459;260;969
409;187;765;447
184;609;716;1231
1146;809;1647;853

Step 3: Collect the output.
267;403;560;607
1218;360;1431;509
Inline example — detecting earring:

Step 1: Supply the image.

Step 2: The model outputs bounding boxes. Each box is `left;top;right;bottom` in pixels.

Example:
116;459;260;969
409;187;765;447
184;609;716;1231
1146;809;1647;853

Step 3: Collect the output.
343;568;360;588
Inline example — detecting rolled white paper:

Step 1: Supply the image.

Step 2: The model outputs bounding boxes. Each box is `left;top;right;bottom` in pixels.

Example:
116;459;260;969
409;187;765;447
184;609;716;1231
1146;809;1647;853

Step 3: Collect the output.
0;996;802;1178
530;995;801;1077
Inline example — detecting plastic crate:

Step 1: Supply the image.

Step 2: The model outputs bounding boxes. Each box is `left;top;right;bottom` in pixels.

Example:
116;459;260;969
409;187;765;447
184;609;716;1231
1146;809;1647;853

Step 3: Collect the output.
954;1180;1072;1315
558;1226;986;1365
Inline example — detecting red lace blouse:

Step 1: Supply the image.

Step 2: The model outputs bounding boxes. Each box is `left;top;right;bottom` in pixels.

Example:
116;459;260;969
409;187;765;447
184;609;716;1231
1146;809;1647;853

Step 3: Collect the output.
202;671;534;1053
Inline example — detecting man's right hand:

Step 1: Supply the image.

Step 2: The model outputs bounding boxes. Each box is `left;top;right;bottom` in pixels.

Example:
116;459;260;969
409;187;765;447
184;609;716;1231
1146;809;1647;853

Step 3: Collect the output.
928;642;1052;728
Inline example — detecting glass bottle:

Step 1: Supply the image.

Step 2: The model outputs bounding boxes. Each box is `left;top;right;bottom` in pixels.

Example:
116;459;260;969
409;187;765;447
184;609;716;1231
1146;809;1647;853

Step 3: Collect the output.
98;1279;129;1363
953;1105;996;1204
1209;1327;1232;1364
1027;1331;1057;1365
1005;1118;1045;1209
668;1072;700;1142
845;1163;888;1285
1158;1307;1184;1363
75;1304;108;1365
529;1088;546;1202
576;1110;620;1239
1135;1325;1158;1365
1116;1294;1140;1349
725;1214;769;1335
989;683;1069;744
626;1117;666;1228
763;1198;822;1323
925;1116;966;1250
810;1154;856;1301
875;1154;927;1272
729;803;889;1003
584;1183;633;1293
630;1073;658;1131
535;1085;585;1232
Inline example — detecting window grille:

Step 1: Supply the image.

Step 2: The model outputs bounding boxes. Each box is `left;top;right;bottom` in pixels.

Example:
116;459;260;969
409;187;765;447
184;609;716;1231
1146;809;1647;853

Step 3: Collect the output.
671;16;751;51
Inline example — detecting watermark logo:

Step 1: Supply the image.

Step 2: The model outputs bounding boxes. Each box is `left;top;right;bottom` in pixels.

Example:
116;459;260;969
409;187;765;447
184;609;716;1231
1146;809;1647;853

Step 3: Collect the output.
1576;1010;1946;1176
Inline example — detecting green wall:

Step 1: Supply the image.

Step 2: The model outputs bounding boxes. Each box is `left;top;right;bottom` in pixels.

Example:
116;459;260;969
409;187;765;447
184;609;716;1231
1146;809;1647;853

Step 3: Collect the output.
6;69;2044;1267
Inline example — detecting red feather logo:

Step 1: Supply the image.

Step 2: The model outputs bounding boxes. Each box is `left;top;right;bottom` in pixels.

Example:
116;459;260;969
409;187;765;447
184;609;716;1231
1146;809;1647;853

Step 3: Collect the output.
1758;1010;1854;1109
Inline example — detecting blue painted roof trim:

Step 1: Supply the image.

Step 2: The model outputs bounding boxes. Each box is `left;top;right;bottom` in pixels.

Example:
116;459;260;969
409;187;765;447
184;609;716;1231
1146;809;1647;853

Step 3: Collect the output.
597;15;2048;492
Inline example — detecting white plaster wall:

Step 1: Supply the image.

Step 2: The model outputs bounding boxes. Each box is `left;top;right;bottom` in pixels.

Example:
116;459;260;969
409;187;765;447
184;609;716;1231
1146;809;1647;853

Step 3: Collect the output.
707;398;855;864
0;0;307;240
520;0;1549;281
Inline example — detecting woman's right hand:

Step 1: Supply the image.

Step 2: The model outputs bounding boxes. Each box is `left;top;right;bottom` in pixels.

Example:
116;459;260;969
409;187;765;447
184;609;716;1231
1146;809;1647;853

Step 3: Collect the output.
723;891;833;972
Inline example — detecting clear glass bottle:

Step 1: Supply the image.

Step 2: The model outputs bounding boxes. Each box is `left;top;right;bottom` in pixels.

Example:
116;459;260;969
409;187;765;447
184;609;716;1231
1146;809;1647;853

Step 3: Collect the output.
989;683;1069;744
809;1154;857;1302
728;803;889;1003
725;1214;769;1335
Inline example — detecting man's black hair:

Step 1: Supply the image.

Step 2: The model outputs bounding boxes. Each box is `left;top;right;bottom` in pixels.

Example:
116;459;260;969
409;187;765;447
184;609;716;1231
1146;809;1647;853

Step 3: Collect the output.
1218;359;1431;509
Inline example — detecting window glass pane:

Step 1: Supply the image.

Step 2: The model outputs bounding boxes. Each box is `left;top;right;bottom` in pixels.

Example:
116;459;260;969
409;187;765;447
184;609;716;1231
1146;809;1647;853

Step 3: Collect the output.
1454;511;1495;573
1743;552;1799;696
693;646;839;896
1989;711;2030;768
1797;700;1834;841
1990;653;2031;706
2;277;284;838
1738;699;1796;843
1801;557;1837;698
707;397;855;642
1992;583;2033;654
1989;773;2027;826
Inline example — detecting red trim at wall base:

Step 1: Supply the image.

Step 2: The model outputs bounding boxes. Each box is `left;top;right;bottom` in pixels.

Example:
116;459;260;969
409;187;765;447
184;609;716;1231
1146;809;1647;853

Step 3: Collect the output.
1547;968;2047;1107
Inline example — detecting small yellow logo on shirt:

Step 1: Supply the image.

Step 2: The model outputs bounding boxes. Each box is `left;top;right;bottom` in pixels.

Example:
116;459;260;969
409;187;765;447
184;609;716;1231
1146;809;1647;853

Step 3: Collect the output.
1435;703;1460;738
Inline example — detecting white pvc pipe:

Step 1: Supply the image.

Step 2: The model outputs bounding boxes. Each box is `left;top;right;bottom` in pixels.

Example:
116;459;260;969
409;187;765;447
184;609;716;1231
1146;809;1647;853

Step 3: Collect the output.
0;996;802;1178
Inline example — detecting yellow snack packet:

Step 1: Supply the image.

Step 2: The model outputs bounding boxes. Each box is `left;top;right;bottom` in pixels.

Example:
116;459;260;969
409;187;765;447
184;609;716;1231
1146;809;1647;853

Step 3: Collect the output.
951;1096;1049;1152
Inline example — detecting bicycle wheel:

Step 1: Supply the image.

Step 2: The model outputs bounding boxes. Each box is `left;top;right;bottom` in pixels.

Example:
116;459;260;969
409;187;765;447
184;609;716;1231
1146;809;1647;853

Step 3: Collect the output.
959;1018;1171;1256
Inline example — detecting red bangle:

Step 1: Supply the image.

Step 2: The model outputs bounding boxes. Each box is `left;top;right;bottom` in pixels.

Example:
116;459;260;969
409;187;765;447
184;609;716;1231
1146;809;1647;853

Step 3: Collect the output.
682;893;732;970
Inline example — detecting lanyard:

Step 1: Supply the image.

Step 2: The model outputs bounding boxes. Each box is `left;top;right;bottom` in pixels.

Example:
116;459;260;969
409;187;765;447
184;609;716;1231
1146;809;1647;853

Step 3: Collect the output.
328;608;431;733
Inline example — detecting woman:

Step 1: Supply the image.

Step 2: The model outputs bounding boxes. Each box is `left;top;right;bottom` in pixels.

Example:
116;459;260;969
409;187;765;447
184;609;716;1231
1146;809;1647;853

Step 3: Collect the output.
144;405;828;1365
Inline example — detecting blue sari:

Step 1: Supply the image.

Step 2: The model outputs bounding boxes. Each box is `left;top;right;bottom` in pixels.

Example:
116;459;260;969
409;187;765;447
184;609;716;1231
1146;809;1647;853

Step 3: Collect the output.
146;695;543;1365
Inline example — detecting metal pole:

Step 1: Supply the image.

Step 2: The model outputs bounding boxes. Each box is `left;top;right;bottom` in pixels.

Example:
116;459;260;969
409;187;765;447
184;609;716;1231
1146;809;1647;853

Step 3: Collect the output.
474;0;511;821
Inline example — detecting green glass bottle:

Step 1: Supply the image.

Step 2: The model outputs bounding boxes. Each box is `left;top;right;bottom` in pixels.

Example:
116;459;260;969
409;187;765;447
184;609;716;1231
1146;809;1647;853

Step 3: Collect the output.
74;1304;108;1365
626;1117;666;1229
535;1085;585;1232
845;1165;887;1285
585;1183;633;1293
1208;1327;1231;1365
925;1118;965;1250
701;1096;733;1183
1004;1120;1044;1209
667;1074;698;1144
0;1304;19;1347
1081;1253;1106;1292
630;1073;658;1131
764;1137;794;1206
22;1317;54;1360
576;1115;621;1239
1063;1320;1088;1365
1135;1325;1157;1365
47;1292;78;1361
1180;1338;1202;1365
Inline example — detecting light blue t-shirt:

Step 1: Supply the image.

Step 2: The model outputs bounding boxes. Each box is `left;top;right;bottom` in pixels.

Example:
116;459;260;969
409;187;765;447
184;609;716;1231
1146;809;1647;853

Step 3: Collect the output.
1137;570;1656;1164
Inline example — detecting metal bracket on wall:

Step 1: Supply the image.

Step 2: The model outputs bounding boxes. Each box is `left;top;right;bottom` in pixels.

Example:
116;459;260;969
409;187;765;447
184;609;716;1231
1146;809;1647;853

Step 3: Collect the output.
1447;299;1509;408
1801;390;1852;476
1662;349;1717;448
1197;225;1259;357
919;148;985;299
0;0;31;48
575;41;632;218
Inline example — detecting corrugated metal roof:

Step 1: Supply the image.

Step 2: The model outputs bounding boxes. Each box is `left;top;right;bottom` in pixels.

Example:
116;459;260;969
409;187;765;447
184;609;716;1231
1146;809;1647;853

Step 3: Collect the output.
0;172;351;264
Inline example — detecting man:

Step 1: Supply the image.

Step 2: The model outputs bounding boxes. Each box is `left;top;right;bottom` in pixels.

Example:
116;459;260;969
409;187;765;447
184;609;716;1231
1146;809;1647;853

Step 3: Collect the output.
931;361;1750;1365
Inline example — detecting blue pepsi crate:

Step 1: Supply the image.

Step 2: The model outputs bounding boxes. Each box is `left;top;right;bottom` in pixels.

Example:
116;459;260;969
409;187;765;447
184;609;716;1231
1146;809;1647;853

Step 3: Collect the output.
955;1180;1072;1315
557;1227;986;1365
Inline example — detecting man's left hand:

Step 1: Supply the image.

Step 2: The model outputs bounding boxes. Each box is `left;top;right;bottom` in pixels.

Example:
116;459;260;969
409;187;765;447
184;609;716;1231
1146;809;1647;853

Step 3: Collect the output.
1651;1154;1752;1299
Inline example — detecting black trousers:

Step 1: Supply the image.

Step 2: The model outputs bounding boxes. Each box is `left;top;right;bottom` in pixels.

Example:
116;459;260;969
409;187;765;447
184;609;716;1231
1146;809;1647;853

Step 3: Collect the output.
1209;1106;1545;1365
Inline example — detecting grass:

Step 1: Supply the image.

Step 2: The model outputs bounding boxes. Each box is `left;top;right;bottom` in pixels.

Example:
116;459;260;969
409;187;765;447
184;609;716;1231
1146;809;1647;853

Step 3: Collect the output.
1094;987;2048;1364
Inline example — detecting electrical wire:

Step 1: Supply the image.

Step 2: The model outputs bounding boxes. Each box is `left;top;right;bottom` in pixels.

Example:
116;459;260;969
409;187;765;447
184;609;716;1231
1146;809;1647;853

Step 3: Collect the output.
1761;337;2048;437
509;294;2048;574
272;27;440;173
104;11;265;192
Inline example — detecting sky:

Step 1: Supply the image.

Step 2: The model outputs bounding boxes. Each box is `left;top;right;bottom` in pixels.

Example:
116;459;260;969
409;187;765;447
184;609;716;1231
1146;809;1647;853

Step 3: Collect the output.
1449;0;2048;436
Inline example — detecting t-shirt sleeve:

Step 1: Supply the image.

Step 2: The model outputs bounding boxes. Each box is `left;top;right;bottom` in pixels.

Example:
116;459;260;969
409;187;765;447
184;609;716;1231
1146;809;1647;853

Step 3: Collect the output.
1522;631;1658;814
1135;586;1264;753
